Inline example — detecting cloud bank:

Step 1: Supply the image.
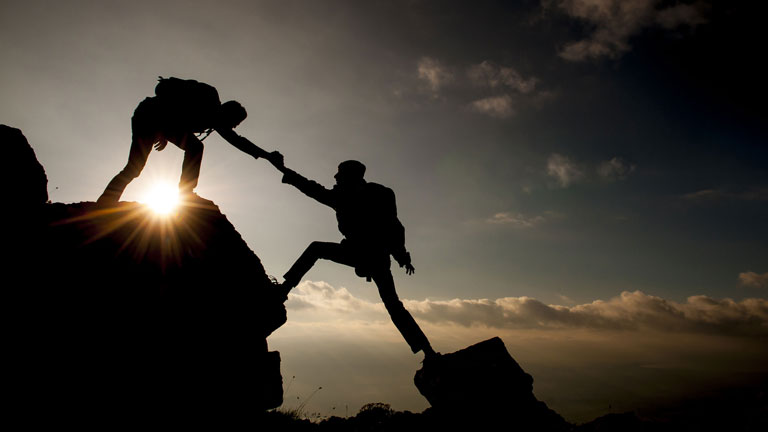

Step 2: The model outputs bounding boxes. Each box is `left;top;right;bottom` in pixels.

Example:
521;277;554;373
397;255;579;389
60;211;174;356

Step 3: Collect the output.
276;281;768;422
286;281;385;317
407;292;768;337
287;281;768;337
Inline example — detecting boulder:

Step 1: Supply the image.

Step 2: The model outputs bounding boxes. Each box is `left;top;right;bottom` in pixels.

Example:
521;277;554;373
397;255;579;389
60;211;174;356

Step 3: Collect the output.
415;337;568;430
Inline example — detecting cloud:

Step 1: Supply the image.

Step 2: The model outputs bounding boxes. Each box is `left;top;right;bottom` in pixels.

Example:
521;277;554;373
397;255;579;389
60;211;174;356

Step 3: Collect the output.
655;2;708;29
466;61;544;118
682;187;768;202
547;153;584;187
408;292;768;336
739;272;768;289
486;211;546;228
597;156;636;180
286;281;386;317
546;154;636;187
546;0;709;61
737;188;768;201
287;281;768;337
470;94;515;118
417;57;453;95
467;61;538;94
486;210;562;228
682;189;723;201
413;57;551;118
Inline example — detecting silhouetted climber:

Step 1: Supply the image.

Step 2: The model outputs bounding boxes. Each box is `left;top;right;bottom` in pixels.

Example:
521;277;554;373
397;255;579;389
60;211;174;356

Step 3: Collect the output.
277;160;437;359
98;77;281;204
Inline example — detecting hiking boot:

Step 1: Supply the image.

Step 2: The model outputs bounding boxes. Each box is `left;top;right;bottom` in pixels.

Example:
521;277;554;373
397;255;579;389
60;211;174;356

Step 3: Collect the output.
278;282;294;299
422;347;441;364
96;194;118;207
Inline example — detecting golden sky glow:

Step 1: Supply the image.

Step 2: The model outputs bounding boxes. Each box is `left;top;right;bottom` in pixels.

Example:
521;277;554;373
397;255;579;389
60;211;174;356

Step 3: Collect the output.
141;181;179;215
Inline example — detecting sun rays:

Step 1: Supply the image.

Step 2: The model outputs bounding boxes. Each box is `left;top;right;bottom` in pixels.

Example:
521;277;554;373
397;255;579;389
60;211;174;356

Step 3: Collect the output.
141;181;180;215
57;179;224;271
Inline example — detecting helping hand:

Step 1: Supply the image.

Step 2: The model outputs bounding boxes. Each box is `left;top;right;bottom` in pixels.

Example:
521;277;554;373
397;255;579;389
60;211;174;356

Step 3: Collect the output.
268;151;285;169
154;139;168;151
405;263;415;275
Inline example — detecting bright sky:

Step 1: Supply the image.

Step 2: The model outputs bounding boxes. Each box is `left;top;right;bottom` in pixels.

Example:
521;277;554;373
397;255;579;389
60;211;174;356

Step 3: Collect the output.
2;0;766;422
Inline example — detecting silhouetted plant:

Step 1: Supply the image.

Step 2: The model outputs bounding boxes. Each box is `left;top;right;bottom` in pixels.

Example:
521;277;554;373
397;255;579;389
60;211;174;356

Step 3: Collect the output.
278;385;323;421
355;402;394;426
285;375;296;394
299;386;323;412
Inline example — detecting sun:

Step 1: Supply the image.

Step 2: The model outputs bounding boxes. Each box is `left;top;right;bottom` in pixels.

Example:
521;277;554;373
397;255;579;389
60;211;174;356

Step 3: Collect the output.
142;182;180;215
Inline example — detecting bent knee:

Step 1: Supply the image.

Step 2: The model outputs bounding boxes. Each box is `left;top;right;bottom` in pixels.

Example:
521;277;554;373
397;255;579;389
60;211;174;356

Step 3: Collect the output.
119;165;143;179
307;241;333;252
188;140;204;152
184;136;204;152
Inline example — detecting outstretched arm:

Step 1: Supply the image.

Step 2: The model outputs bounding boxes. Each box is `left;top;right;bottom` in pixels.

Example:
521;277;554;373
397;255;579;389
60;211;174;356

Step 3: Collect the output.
279;166;336;208
217;128;282;166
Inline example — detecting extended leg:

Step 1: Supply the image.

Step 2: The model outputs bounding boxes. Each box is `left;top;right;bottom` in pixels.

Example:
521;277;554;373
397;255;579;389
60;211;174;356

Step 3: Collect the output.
282;242;356;291
372;271;434;356
170;132;204;195
98;136;152;204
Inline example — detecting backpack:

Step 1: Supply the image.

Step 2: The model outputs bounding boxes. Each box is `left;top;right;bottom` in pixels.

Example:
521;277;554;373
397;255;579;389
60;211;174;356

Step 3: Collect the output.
154;77;221;132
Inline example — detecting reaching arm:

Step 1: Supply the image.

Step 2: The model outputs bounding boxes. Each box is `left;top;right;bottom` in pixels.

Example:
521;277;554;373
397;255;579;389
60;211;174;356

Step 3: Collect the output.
280;167;336;208
217;128;282;166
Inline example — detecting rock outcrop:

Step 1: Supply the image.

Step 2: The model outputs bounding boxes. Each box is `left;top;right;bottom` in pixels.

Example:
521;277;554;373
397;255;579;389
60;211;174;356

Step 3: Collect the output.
4;126;286;425
414;337;569;430
0;124;48;206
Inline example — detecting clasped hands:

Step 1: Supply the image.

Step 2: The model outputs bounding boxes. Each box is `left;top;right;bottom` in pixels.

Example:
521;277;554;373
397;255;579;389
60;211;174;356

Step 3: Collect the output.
266;150;285;171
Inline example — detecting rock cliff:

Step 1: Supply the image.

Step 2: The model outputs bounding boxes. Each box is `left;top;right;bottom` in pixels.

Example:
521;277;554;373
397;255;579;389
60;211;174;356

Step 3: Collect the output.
3;125;285;425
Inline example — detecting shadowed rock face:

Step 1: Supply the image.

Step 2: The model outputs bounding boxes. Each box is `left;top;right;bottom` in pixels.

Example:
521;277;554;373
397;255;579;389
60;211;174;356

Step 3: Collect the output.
8;199;287;422
4;127;285;425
